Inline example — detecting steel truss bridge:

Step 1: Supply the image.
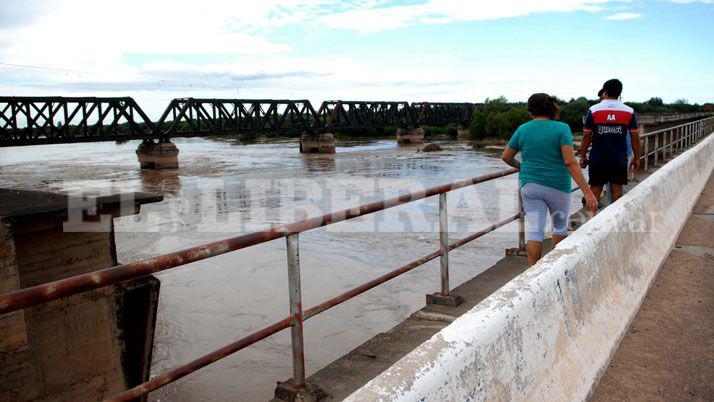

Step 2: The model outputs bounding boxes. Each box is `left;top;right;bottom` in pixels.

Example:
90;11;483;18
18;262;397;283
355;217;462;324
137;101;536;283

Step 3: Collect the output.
0;97;482;146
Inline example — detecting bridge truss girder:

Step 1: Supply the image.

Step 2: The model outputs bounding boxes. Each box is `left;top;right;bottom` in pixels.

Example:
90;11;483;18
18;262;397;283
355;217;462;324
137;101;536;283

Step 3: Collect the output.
0;97;159;146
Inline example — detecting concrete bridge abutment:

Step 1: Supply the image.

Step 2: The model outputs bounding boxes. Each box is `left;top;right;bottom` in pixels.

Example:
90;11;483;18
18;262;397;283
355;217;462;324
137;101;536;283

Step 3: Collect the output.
396;127;425;144
457;124;470;141
0;189;163;400
136;139;180;169
300;133;336;153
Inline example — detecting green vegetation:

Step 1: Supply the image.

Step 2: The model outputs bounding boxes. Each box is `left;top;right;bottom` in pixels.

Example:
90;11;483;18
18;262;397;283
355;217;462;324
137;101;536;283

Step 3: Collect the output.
469;97;529;141
469;96;709;141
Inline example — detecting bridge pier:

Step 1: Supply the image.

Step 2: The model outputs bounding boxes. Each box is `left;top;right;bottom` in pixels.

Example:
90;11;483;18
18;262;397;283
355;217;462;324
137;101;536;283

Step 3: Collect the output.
396;127;425;144
0;189;162;400
300;133;336;153
457;124;470;141
136;139;180;169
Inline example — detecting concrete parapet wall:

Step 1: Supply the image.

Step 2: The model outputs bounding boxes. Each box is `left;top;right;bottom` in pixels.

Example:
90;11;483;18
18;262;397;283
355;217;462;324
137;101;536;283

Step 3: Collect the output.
347;132;714;401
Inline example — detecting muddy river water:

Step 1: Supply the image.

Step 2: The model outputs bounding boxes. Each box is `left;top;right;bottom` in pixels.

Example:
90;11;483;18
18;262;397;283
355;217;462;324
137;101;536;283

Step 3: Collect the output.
0;138;576;401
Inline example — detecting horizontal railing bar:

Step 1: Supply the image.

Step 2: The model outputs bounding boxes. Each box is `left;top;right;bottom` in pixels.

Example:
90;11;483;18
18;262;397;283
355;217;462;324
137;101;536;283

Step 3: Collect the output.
0;168;518;315
304;213;519;320
107;213;520;401
639;117;712;138
109;317;293;402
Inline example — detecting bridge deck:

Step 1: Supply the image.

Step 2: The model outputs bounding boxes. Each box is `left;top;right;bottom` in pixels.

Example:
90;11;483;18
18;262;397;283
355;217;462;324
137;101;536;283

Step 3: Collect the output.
592;171;714;401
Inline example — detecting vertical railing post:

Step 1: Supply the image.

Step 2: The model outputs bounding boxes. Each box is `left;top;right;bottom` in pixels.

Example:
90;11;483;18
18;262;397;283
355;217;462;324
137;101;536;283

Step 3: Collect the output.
644;136;649;171
517;185;525;251
682;125;687;149
438;192;449;296
654;133;659;166
668;129;673;158
286;233;305;389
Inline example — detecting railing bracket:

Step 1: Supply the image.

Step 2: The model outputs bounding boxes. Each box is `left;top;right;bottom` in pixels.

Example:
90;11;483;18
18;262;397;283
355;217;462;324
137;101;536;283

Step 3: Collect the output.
426;292;464;307
274;379;327;402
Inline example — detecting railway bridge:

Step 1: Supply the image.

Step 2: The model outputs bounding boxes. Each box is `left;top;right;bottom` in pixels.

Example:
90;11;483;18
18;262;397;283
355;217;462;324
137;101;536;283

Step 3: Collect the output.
1;96;708;169
0;97;480;168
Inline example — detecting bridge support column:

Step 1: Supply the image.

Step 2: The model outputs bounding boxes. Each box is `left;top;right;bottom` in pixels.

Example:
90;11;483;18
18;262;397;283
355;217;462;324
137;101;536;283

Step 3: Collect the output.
0;189;162;400
457;124;470;141
396;127;425;144
300;133;335;153
136;139;179;169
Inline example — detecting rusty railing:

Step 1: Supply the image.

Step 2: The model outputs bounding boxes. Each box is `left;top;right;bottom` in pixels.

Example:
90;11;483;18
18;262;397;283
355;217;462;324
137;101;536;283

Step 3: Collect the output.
0;167;522;401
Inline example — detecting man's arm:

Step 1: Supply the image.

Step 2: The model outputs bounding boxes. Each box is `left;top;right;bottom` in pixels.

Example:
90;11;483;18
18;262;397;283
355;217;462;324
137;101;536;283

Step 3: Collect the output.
580;130;592;167
628;112;641;170
580;109;594;167
629;128;640;170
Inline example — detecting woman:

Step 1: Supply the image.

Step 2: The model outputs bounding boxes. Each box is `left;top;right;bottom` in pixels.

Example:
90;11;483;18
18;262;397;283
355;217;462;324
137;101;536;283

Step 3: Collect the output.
501;93;597;266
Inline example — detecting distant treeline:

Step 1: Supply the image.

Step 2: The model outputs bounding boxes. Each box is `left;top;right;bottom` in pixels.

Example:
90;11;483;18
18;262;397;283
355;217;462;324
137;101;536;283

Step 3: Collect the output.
469;96;713;140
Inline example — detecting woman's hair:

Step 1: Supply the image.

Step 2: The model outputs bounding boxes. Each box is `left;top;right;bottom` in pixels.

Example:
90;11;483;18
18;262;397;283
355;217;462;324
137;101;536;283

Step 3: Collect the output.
527;93;560;119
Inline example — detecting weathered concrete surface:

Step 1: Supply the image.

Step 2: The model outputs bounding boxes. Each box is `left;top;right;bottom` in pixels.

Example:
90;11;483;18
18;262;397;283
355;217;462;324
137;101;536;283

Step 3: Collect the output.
396;128;425;144
457;124;470;141
300;133;336;153
591;172;714;401
0;189;162;401
136;139;180;169
0;222;26;354
277;250;536;401
346;132;714;401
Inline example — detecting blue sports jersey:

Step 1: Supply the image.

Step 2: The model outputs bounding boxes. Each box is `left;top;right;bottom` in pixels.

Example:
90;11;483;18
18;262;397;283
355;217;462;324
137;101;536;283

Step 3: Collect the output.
583;99;639;165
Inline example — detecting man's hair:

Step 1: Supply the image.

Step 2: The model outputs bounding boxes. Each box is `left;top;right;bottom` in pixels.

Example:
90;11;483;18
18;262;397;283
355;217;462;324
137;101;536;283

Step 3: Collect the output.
602;79;623;98
597;88;605;98
527;93;560;119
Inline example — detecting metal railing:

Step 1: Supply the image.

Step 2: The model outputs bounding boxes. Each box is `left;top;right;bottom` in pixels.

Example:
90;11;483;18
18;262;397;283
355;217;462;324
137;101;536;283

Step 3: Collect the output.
0;168;522;401
1;116;711;401
639;117;713;170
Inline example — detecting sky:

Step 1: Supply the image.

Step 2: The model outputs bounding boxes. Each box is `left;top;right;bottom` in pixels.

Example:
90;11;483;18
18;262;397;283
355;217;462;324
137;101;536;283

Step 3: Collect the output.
1;0;713;117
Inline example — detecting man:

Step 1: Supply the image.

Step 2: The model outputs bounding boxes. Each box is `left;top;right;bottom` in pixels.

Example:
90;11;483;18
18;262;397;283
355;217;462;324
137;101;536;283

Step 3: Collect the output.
580;79;640;203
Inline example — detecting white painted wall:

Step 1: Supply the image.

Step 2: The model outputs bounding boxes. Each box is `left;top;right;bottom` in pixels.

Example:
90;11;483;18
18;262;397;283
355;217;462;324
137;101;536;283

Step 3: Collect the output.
346;133;714;402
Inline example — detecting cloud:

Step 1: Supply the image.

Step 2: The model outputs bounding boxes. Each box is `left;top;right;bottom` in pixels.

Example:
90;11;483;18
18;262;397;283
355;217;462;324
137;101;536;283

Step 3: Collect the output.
0;0;712;106
0;0;62;29
605;12;643;20
321;0;617;33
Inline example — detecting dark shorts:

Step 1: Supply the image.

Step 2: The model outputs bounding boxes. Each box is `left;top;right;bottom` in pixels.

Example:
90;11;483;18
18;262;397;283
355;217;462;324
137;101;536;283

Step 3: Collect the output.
589;164;628;186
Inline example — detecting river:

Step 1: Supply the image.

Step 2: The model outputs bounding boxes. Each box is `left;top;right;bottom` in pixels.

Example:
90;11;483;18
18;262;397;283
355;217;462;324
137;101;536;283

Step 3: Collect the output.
0;137;563;401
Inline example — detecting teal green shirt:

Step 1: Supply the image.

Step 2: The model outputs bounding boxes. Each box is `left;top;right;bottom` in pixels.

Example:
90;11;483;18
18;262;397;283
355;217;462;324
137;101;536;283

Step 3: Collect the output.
507;120;574;193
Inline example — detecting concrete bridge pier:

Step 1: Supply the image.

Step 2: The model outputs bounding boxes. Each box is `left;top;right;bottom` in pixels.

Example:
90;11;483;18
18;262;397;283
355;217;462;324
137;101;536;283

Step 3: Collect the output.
457;124;470;141
396;127;425;144
0;189;163;400
136;139;180;169
300;133;336;153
